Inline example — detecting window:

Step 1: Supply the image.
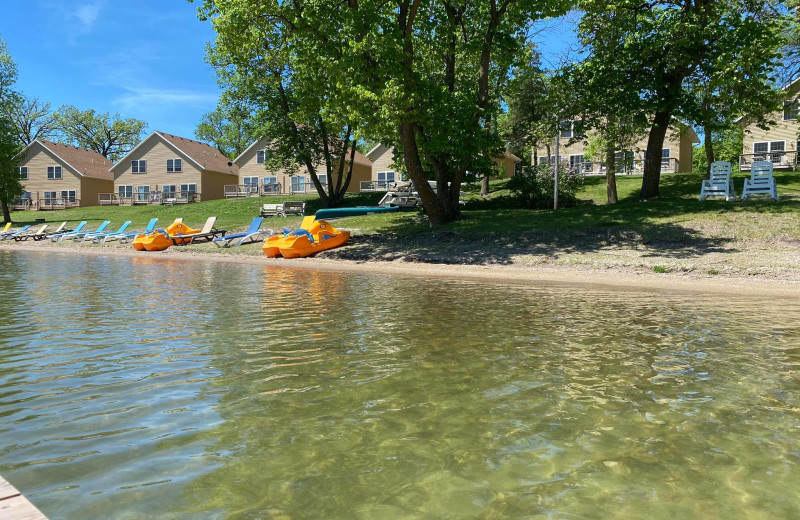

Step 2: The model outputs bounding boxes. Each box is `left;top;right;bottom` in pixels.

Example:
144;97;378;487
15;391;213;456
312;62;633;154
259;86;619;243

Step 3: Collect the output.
180;184;197;193
163;185;177;197
166;159;182;172
538;155;557;166
377;171;396;187
569;155;584;169
61;190;76;202
135;185;150;202
43;191;57;201
263;176;277;185
559;121;584;139
118;185;133;198
47;166;62;179
754;141;785;162
257;150;266;164
243;176;259;187
784;100;800;121
318;174;328;186
291;176;306;193
18;166;28;180
131;160;146;173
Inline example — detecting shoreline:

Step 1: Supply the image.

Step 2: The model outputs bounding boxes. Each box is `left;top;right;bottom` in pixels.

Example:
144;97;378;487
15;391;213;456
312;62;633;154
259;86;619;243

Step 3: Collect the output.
3;241;799;299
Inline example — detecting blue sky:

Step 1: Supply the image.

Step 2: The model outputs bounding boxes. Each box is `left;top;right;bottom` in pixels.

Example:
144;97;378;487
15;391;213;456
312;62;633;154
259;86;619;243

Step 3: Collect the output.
0;2;581;142
0;0;220;139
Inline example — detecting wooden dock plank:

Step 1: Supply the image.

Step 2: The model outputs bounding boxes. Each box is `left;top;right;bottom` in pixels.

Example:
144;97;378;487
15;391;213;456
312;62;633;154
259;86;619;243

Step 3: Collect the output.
0;476;47;520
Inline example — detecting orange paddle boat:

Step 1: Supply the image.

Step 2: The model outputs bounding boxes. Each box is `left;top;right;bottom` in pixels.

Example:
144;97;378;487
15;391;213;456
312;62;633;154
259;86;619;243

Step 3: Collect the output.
262;217;350;259
132;220;199;251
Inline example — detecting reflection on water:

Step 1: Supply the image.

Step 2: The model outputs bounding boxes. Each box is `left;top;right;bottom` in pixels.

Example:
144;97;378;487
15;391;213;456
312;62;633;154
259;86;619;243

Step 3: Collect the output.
0;250;799;519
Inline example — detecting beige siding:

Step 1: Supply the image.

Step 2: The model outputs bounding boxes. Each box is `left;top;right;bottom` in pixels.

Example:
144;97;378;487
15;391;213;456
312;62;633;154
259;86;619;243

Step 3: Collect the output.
369;145;398;181
348;163;372;192
18;143;84;204
113;138;205;194
742;113;800;155
80;177;115;207
236;138;312;194
492;156;517;178
534;124;694;172
201;170;233;200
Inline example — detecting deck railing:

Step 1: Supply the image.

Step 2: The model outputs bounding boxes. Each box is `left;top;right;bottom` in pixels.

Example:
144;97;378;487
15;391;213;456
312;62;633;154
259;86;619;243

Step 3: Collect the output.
98;193;121;206
739;151;798;170
38;198;81;210
360;180;396;192
225;183;284;197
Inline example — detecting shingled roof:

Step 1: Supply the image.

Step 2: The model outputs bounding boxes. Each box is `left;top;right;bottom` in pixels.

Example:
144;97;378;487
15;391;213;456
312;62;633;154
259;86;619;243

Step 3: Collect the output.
157;132;239;175
110;131;238;175
35;141;115;180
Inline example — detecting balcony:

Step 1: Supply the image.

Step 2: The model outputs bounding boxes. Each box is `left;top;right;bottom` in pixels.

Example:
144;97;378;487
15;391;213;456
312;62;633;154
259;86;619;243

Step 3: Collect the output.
224;183;283;197
570;157;679;176
739;151;797;171
360;180;396;192
38;198;80;210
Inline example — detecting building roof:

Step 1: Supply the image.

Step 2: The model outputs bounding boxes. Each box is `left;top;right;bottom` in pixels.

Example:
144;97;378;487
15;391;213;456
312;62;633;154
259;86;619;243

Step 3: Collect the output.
503;151;522;162
21;140;114;180
110;131;238;175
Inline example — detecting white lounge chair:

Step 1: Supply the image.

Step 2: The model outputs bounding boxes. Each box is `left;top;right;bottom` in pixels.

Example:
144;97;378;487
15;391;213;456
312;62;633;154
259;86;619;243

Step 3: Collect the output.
741;161;779;201
282;201;305;216
699;161;736;201
260;203;284;217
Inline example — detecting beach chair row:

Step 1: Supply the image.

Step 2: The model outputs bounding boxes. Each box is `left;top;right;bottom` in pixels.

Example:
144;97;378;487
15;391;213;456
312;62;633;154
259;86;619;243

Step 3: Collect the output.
699;161;780;202
2;215;276;249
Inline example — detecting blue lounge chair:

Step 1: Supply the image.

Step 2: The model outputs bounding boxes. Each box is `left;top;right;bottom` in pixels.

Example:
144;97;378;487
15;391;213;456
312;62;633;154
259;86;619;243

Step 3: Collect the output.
212;217;271;247
83;221;130;242
116;218;164;244
58;221;110;242
1;225;31;240
48;221;85;241
48;220;86;242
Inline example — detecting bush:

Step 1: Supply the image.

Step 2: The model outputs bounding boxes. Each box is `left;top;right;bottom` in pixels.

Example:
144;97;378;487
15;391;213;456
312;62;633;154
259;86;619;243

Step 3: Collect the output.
508;161;584;209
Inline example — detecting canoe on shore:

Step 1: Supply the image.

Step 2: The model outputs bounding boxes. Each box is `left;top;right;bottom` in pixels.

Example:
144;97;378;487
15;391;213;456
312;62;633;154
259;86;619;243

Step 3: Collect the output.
314;206;400;220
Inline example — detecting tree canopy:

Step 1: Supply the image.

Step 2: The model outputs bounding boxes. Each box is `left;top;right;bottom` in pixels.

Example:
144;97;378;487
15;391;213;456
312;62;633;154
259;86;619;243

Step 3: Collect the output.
56;106;147;162
577;0;785;199
195;99;255;159
5;95;59;145
0;37;22;223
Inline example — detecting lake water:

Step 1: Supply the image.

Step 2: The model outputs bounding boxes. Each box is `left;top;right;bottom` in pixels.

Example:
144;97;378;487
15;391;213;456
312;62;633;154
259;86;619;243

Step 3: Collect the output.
0;249;798;519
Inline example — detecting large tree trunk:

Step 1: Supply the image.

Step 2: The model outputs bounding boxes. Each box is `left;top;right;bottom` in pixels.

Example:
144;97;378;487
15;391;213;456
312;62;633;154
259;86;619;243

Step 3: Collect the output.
1;201;10;224
480;176;489;197
399;122;448;226
605;142;618;204
640;109;672;199
704;121;714;178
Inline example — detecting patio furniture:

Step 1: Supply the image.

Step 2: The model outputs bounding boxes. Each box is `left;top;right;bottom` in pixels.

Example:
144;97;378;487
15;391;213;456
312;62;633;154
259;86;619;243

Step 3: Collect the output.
12;224;48;241
741;161;779;200
83;221;131;242
105;218;158;243
48;221;86;241
170;216;227;245
699;161;736;201
212;217;272;247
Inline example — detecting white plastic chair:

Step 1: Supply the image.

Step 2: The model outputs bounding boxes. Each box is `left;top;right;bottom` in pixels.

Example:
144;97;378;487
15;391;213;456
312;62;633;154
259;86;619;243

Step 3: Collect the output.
741;161;779;201
699;161;736;201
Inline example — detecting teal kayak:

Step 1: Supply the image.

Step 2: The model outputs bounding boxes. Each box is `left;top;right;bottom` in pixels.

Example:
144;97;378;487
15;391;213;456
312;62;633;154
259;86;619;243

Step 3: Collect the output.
314;206;400;220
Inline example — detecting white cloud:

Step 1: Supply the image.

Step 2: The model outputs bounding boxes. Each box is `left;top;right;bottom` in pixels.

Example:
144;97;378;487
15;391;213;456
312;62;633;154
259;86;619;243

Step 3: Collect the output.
72;2;103;31
114;86;218;111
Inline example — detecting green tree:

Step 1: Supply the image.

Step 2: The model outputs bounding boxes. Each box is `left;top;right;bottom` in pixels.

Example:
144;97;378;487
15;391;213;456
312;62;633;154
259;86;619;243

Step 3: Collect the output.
200;1;367;208
0;38;22;223
5;95;59;145
195;100;255;158
199;0;573;225
692;126;744;174
56;106;147;161
578;0;785;199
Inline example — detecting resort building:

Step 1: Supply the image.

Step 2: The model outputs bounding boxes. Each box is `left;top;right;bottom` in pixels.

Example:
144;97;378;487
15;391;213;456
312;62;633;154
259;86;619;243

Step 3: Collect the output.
533;121;699;175
739;79;800;171
364;145;521;192
229;137;372;197
108;131;239;205
14;140;114;210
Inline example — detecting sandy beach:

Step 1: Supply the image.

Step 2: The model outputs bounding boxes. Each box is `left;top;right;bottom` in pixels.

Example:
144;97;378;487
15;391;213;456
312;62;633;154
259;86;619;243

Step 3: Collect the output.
3;238;799;299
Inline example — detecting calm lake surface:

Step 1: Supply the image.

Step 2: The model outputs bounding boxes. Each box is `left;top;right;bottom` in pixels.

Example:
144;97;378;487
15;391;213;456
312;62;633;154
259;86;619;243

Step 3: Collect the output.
0;250;798;519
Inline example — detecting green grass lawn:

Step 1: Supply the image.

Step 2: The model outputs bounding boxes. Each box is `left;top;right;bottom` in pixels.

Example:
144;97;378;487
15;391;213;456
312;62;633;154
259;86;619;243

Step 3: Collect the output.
10;170;800;244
